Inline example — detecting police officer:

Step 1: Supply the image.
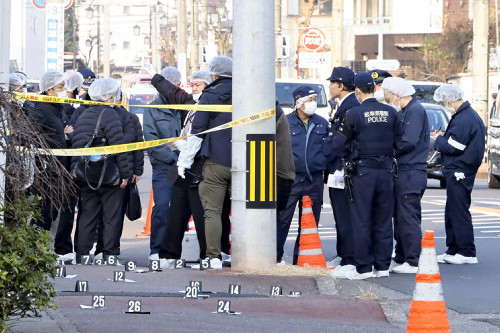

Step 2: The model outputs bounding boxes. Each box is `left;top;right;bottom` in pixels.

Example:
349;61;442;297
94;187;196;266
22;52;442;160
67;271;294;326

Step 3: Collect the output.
277;86;328;265
323;67;359;269
431;84;485;265
369;69;392;102
382;77;429;274
327;72;399;279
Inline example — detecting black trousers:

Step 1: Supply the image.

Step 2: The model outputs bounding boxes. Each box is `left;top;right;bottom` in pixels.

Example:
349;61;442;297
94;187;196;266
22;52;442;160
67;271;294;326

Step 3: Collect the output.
329;187;355;265
159;182;207;260
221;192;231;254
350;167;394;273
393;169;426;266
32;195;58;231
76;184;125;262
444;173;476;257
54;193;78;255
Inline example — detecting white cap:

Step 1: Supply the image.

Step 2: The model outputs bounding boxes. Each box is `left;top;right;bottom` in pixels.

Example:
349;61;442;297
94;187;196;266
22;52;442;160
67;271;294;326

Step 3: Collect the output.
160;67;181;85
88;78;119;102
381;77;416;97
208;56;232;77
40;71;65;92
433;84;464;103
190;70;212;85
64;71;85;92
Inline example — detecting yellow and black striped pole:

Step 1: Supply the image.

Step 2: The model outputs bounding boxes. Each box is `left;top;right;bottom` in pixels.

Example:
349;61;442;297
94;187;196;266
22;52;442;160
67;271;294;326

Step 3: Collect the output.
246;134;276;209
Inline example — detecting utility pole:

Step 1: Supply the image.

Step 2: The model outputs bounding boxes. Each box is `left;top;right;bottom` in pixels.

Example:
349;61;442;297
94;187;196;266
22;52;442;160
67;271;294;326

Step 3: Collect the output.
0;0;11;224
200;0;208;70
192;0;200;72
72;7;77;69
232;0;276;271
177;0;187;86
275;0;282;78
472;0;489;124
152;4;161;71
331;0;343;67
377;0;383;60
96;7;101;75
102;1;110;77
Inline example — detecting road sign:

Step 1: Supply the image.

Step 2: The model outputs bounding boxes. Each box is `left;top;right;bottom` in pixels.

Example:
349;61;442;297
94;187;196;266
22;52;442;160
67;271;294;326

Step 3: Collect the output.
300;28;326;52
366;59;401;71
298;51;331;69
45;1;64;72
33;0;73;10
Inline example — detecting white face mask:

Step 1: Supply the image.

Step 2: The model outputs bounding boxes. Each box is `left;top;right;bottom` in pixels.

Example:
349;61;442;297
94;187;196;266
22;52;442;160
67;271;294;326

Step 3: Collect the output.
445;105;456;115
374;89;385;102
302;101;317;116
389;96;402;112
192;92;202;102
57;90;67;98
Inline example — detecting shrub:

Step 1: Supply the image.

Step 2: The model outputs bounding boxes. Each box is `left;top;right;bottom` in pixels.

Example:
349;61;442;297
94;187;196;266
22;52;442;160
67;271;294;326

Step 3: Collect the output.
0;197;58;333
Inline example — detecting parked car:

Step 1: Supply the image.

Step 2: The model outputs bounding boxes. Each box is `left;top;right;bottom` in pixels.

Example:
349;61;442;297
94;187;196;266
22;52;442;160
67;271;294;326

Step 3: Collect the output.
487;116;500;188
120;74;157;126
408;81;444;105
423;103;450;188
275;79;331;120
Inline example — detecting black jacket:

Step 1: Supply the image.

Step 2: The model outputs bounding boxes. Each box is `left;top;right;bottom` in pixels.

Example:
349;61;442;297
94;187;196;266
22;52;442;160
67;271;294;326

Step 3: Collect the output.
395;97;430;170
191;77;232;167
69;92;92;126
434;101;485;176
30;99;68;166
71;105;131;180
151;73;194;124
129;113;145;176
326;92;360;174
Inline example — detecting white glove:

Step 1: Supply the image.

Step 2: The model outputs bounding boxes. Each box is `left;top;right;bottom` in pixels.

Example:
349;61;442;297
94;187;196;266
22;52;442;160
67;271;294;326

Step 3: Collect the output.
174;140;187;151
178;166;186;179
143;63;157;77
177;136;203;169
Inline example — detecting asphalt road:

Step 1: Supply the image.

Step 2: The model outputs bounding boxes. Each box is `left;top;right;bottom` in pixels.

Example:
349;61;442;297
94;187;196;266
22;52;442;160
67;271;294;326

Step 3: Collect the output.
282;178;500;324
134;157;500;330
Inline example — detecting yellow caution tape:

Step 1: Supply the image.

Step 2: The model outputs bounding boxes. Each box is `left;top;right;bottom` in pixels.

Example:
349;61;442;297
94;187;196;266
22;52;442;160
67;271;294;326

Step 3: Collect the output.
33;108;276;156
12;92;232;112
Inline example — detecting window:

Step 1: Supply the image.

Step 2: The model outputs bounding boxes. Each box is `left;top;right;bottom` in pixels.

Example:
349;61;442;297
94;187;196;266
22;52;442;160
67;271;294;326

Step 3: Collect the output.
123;6;130;15
288;0;300;16
353;0;392;24
123;41;130;50
288;0;332;16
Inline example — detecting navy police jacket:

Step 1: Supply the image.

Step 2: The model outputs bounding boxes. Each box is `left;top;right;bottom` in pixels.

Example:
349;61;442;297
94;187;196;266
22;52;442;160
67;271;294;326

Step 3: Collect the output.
395;98;430;170
434;101;485;176
191;77;232;168
325;92;360;173
287;112;328;182
326;97;399;163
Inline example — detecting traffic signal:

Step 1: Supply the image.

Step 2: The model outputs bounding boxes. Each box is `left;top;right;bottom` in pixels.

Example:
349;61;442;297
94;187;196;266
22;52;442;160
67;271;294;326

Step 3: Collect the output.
201;46;208;64
277;36;290;59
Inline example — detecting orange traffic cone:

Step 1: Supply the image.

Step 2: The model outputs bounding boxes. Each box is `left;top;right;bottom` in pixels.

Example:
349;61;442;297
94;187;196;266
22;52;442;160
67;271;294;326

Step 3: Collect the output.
406;230;451;333
136;188;153;238
188;216;196;231
296;196;327;268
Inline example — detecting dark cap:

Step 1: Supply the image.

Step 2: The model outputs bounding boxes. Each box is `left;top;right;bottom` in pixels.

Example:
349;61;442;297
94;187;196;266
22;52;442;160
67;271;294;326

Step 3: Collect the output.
78;68;96;89
369;69;392;83
354;72;375;88
293;85;317;101
326;67;355;85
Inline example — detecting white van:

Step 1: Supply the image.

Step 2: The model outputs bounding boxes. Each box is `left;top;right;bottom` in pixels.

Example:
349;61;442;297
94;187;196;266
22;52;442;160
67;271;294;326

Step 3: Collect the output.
276;79;331;120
